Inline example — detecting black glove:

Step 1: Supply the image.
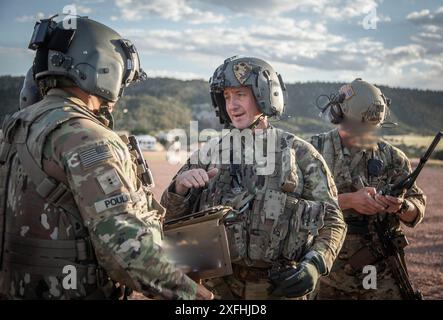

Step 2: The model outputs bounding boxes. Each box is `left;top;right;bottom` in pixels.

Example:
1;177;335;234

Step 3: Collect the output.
268;251;327;298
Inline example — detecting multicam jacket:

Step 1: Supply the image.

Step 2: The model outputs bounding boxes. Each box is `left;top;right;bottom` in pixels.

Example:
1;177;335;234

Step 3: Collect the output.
162;127;346;272
0;89;197;300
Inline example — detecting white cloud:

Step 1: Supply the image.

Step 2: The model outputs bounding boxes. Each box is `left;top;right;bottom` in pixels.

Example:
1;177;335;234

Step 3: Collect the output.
113;0;226;24
109;0;438;89
203;0;326;17
5;0;441;89
383;44;425;67
123;21;411;72
120;14;441;89
407;5;443;26
407;9;431;21
411;29;443;56
76;0;105;3
112;0;383;24
205;0;379;20
15;12;47;23
144;69;203;80
320;0;379;20
406;6;443;58
75;4;93;14
14;3;92;23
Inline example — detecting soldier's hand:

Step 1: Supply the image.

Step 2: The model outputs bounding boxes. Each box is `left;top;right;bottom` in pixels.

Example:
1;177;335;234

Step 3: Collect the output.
195;283;214;300
175;168;218;195
187;271;202;283
345;187;385;215
268;261;320;298
374;194;403;213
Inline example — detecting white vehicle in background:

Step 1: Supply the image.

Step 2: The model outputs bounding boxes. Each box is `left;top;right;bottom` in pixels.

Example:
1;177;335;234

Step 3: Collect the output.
135;135;157;151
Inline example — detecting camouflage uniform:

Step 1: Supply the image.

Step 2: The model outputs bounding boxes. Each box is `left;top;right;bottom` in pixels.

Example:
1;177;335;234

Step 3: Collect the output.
161;127;346;299
0;89;197;299
310;128;426;299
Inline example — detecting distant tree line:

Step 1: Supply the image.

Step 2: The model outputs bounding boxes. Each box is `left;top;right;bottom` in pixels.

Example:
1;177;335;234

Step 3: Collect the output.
1;75;442;138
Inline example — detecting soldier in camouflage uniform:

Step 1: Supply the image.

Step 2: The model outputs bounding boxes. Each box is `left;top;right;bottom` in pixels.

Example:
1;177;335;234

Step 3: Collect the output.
310;78;426;299
161;56;346;299
0;16;212;300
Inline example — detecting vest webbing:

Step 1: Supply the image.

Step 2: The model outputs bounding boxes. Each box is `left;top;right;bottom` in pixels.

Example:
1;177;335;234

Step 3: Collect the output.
1;95;108;268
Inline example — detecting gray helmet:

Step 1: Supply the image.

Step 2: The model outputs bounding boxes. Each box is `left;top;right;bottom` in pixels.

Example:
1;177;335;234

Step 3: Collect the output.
29;15;146;102
330;78;391;126
19;67;42;109
209;56;287;124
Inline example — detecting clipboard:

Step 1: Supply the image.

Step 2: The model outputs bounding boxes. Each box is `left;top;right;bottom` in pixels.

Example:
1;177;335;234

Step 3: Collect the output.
163;206;233;280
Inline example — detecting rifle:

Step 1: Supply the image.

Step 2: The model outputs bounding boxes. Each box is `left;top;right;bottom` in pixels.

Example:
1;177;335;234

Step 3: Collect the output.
374;131;442;300
127;135;155;187
380;131;443;197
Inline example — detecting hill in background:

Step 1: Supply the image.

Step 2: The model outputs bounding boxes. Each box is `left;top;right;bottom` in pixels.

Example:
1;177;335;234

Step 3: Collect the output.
1;75;442;137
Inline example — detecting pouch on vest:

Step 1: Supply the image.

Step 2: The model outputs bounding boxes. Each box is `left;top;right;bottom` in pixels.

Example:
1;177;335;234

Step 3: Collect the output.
280;141;299;193
282;199;326;260
226;222;247;263
259;190;289;262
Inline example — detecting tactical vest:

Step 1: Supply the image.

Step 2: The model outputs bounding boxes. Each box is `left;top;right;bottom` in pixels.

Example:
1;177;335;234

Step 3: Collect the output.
0;94;130;299
197;128;326;267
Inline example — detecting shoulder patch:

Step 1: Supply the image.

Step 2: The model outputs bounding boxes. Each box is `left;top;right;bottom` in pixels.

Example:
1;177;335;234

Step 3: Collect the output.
96;168;123;195
79;144;113;169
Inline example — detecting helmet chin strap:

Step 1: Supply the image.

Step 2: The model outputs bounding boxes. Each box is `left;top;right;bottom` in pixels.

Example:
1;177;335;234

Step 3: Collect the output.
248;114;266;130
98;105;114;130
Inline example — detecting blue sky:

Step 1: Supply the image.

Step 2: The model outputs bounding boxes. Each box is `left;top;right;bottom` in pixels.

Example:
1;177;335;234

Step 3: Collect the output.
0;0;442;90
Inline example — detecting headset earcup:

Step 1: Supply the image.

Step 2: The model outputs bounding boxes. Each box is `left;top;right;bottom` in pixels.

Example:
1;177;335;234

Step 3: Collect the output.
211;92;229;124
330;104;344;124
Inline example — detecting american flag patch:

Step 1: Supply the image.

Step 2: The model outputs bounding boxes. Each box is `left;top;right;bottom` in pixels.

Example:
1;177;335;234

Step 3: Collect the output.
339;84;355;100
79;145;113;169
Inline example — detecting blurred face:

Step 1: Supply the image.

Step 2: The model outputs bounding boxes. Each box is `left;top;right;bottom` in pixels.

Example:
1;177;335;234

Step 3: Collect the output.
339;122;379;149
340;121;378;135
224;86;261;129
